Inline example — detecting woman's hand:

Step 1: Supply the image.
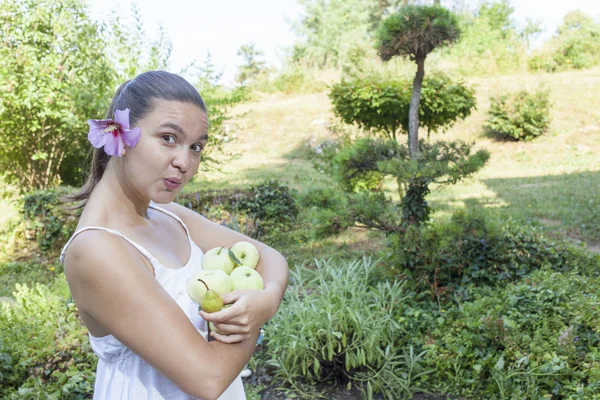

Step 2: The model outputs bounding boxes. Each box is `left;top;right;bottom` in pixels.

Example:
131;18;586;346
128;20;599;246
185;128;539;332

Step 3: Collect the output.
199;287;278;344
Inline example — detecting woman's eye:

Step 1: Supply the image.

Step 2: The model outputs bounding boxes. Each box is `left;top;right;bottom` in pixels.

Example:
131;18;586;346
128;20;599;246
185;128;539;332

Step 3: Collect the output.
191;144;203;153
162;135;175;144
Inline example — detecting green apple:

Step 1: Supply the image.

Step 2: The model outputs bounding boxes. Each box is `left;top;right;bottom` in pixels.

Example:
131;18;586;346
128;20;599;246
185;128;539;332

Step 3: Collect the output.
202;246;235;274
230;266;264;291
230;241;260;269
187;270;232;304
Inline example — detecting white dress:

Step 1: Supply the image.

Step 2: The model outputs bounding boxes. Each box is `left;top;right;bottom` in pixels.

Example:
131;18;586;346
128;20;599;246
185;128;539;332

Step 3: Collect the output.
59;204;246;400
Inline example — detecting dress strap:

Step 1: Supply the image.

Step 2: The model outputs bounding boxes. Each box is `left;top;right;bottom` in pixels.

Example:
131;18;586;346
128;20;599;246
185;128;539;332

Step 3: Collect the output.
59;226;159;268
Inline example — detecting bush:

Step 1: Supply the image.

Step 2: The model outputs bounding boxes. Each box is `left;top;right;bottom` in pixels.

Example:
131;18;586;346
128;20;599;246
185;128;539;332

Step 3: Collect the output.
529;11;600;73
236;180;298;225
17;188;79;254
265;257;430;399
485;87;551;141
387;210;600;297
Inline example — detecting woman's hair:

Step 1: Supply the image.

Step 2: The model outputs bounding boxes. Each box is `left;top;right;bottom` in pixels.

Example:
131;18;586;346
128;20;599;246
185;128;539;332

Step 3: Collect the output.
63;70;207;207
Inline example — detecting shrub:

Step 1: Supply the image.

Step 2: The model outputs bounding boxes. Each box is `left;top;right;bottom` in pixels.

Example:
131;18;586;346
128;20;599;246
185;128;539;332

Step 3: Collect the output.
387;210;600;297
17;188;79;254
236;180;298;224
485;87;551;141
529;11;600;73
265;257;430;399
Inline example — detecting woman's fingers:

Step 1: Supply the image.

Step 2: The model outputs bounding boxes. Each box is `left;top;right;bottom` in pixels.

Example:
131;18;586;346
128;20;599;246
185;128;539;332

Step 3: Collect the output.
210;321;251;336
210;332;246;344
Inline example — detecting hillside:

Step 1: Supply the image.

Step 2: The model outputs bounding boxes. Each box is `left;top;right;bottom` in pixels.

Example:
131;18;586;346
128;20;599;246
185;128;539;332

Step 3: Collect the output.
191;67;600;248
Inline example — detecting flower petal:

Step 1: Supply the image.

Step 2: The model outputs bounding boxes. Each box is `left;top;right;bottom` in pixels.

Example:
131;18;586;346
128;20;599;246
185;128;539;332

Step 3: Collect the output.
121;127;141;148
103;135;124;157
88;119;111;130
88;126;109;148
114;109;131;129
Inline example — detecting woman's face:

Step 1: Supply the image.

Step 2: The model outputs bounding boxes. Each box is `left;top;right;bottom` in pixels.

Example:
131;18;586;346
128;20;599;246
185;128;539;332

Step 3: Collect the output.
119;99;209;204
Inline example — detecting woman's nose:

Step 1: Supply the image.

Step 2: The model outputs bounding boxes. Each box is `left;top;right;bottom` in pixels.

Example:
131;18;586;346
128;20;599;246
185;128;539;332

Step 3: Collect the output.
172;149;191;173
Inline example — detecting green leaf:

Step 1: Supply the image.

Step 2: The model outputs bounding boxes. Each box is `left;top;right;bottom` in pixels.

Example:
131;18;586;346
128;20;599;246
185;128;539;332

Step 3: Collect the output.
228;249;242;265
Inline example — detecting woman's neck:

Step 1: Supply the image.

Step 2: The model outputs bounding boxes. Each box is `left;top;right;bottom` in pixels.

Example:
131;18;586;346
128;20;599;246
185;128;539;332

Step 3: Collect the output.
85;162;151;227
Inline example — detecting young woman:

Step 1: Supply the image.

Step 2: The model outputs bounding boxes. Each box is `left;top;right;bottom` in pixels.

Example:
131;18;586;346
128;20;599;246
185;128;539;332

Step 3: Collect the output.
60;70;289;400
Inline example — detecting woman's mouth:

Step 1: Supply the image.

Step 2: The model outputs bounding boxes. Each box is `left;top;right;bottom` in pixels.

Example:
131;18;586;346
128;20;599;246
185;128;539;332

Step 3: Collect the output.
164;178;182;190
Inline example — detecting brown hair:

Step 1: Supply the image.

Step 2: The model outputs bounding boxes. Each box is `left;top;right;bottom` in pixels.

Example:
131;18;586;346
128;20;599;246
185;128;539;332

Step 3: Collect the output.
63;71;207;208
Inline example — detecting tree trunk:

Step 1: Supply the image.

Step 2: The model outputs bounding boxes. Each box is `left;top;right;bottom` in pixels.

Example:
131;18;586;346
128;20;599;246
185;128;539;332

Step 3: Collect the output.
408;56;425;158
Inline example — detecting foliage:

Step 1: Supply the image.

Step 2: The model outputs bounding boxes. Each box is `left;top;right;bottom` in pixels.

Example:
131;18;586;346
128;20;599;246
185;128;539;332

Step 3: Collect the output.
435;0;532;75
0;260;62;298
330;138;489;226
105;3;172;82
386;209;600;297
0;279;97;398
376;5;460;62
236;180;299;225
290;0;371;68
193;52;249;173
235;42;268;85
423;267;600;398
265;257;431;399
17;188;78;254
329;74;476;140
529;11;600;72
298;187;354;238
485;87;551;141
249;61;330;95
0;0;114;191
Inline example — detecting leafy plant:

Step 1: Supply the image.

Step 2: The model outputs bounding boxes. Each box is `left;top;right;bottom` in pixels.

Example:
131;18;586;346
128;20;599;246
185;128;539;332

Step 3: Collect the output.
329;74;476;141
485;87;551;141
236;180;299;226
376;4;460;157
0;0;114;190
529;11;600;72
265;257;431;399
17;188;78;253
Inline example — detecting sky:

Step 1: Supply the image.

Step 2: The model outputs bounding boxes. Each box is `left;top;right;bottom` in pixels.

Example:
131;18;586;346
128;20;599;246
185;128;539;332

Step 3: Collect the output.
87;0;600;85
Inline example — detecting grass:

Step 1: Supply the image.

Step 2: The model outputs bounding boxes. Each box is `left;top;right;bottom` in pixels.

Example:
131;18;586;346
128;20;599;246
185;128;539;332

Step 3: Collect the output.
187;67;600;248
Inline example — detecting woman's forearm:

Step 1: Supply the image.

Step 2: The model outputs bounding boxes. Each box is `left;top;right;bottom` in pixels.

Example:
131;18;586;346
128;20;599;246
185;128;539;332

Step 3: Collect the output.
255;246;289;319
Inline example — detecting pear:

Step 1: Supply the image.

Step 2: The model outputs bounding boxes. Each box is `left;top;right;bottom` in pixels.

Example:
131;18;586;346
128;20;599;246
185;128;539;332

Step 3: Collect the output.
208;304;232;335
198;279;224;313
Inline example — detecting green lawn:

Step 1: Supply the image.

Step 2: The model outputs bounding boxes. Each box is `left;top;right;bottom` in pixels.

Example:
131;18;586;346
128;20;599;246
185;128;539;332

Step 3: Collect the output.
187;67;600;249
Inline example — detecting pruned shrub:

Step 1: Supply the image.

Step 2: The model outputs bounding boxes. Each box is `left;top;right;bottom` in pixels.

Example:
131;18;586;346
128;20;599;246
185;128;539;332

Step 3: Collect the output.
485;87;551;141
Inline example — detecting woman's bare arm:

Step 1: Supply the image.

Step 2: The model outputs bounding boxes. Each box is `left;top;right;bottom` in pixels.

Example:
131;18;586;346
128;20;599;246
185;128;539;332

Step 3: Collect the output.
63;230;257;400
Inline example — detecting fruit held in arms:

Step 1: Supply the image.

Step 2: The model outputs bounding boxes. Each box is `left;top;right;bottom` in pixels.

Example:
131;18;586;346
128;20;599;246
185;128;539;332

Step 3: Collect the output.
230;266;264;291
202;246;235;274
198;280;224;313
230;241;260;269
187;270;232;304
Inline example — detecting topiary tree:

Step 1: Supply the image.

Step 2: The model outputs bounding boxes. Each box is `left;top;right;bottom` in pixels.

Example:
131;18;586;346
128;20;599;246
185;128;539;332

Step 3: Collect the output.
327;72;486;226
376;5;460;158
329;74;476;142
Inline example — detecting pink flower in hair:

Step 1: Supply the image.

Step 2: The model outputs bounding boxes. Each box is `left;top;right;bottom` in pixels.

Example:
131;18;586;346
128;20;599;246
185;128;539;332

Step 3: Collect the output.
87;108;141;157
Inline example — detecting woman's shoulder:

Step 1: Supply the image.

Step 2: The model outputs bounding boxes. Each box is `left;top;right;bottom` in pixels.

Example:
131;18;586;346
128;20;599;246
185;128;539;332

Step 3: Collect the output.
63;228;150;278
